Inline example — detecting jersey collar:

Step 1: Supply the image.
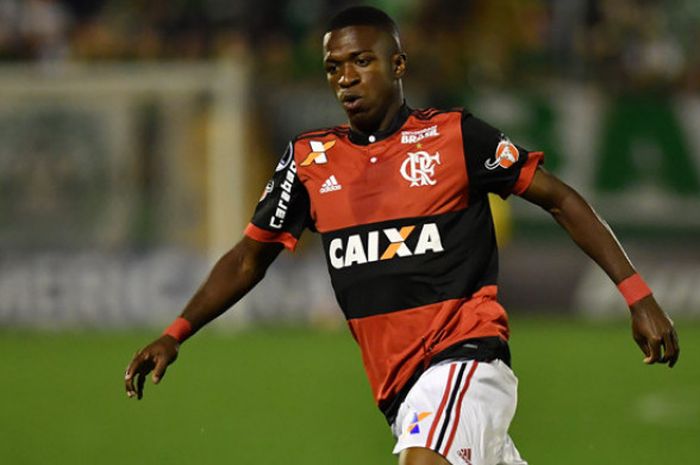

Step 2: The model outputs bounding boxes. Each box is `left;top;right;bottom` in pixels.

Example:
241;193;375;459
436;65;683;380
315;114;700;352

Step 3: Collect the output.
348;103;411;146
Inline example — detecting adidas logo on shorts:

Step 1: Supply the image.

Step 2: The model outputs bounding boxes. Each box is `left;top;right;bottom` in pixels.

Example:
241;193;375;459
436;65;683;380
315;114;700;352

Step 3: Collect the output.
458;448;472;464
320;175;342;194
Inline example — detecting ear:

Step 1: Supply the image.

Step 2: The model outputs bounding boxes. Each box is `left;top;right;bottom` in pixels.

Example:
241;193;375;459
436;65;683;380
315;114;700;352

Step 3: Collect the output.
393;53;407;78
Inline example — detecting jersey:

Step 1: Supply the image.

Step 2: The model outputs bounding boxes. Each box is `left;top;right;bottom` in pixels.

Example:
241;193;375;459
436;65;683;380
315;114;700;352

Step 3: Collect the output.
244;105;543;422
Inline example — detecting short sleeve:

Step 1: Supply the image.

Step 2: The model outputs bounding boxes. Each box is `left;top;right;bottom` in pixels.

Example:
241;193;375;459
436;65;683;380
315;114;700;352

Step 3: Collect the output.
461;112;544;198
244;142;311;251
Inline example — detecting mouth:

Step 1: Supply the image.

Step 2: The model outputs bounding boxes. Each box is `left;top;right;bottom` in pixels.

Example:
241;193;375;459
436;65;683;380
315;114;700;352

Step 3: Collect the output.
340;94;363;111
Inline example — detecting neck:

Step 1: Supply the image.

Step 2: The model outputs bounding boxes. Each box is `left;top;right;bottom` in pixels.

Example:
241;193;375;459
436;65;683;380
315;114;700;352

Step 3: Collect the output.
374;97;404;132
351;87;404;134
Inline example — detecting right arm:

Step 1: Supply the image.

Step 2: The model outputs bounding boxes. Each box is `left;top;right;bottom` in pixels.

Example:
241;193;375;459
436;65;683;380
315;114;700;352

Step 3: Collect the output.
124;236;283;399
179;236;283;332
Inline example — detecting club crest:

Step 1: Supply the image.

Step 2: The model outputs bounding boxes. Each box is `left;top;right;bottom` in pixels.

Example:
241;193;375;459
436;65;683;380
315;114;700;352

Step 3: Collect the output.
400;150;441;187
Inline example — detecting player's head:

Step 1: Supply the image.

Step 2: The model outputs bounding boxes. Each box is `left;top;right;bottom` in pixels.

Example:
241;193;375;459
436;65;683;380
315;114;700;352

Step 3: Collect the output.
323;6;407;133
326;6;402;51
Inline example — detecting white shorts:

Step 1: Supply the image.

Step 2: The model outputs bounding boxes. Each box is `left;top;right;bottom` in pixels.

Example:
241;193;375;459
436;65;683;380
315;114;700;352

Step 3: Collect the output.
391;359;527;465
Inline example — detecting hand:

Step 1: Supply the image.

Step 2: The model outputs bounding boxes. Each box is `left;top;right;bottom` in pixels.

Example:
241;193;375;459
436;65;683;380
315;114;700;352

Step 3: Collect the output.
124;335;179;399
630;296;679;367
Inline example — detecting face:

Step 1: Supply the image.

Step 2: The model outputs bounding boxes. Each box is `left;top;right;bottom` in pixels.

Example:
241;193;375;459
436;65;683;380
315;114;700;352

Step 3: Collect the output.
323;25;406;133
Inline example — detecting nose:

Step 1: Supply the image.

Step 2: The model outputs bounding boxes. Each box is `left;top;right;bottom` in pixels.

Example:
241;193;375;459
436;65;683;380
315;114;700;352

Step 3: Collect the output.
338;63;359;88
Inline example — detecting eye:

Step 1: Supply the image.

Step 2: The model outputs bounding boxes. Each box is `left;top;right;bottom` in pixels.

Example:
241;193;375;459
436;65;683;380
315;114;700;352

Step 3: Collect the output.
355;57;371;67
325;63;338;74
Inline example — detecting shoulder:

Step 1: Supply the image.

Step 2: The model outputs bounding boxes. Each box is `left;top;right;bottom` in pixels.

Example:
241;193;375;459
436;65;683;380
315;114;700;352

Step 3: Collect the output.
293;125;351;143
289;125;350;169
399;107;466;141
459;110;502;138
409;106;465;122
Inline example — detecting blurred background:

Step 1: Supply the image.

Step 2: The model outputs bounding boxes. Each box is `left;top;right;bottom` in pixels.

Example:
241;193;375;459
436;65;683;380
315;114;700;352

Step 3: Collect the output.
1;1;698;464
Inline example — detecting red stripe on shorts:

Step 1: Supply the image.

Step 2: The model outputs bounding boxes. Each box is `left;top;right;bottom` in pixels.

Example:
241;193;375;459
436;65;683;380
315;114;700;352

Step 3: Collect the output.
442;361;479;457
425;363;457;448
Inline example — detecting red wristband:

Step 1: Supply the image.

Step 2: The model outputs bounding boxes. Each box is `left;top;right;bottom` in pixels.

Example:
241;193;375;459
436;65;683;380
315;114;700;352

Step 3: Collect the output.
163;317;192;343
617;274;652;307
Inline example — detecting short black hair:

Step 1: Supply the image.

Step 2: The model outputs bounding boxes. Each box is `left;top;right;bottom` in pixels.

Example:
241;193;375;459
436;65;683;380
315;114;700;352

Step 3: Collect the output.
326;6;401;49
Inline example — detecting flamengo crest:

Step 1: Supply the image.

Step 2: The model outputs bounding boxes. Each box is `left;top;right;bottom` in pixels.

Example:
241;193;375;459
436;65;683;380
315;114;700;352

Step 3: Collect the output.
400;150;441;187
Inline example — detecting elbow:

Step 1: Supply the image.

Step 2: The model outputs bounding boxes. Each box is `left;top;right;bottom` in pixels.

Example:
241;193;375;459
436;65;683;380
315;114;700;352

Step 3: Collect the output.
246;260;268;286
541;196;565;219
545;183;581;219
216;246;267;289
543;193;577;225
237;253;268;287
546;204;563;218
218;237;281;290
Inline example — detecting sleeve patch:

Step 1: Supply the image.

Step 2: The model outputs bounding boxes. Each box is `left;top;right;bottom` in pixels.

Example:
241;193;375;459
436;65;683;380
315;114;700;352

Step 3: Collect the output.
484;137;520;170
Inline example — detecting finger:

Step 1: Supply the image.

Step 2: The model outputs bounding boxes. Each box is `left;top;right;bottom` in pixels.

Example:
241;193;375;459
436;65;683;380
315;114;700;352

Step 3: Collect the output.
136;370;146;400
152;356;169;384
125;367;134;397
125;366;136;398
124;352;142;398
660;332;673;364
644;337;661;364
666;330;680;368
633;334;650;359
134;353;155;400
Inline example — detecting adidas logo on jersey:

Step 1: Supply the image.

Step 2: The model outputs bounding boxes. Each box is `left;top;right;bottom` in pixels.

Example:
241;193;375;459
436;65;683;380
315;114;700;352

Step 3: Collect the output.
320;175;342;194
328;223;444;269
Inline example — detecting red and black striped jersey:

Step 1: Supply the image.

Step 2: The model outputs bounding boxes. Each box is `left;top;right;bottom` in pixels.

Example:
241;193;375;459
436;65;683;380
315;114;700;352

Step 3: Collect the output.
245;105;543;421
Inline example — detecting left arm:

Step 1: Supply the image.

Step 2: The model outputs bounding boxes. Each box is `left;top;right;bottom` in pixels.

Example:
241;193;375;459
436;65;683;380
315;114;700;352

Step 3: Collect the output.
521;167;679;367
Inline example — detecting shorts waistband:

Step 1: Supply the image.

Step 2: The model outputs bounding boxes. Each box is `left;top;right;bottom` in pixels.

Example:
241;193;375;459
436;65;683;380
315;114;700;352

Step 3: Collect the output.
380;336;510;425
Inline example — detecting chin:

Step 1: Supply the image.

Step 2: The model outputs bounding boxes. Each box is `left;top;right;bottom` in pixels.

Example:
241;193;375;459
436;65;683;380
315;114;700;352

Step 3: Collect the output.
348;109;380;133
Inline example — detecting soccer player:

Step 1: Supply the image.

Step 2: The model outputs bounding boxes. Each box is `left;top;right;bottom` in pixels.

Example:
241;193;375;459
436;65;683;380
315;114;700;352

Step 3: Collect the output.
124;6;679;465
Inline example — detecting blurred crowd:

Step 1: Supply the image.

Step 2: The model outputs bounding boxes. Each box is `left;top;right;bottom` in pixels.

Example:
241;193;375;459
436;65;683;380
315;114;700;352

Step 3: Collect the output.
1;0;699;92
